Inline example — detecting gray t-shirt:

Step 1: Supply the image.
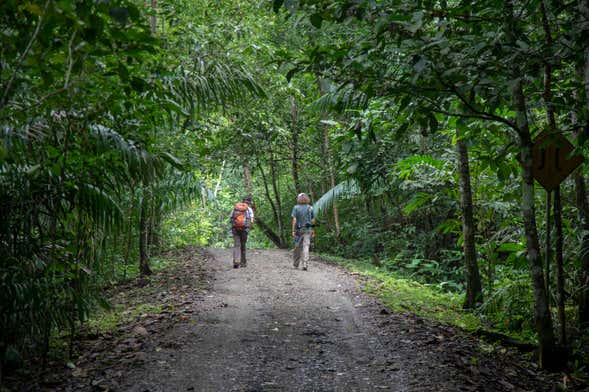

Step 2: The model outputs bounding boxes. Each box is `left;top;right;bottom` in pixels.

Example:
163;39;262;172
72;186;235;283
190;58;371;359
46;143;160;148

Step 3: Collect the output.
291;204;314;229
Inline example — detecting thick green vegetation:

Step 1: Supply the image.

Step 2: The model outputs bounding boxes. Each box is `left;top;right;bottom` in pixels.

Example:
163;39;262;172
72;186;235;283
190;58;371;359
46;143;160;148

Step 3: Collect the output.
2;0;589;381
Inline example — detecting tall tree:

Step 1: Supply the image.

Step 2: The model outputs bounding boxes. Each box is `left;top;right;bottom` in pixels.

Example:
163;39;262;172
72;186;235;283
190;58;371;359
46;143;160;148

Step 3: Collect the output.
504;0;554;366
456;135;482;308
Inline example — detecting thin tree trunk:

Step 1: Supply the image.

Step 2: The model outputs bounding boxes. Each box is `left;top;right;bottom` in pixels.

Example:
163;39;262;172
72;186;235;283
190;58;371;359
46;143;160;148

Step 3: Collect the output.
318;134;332;231
456;137;483;308
505;0;554;368
269;152;285;244
317;77;340;237
540;0;558;307
123;194;136;278
575;171;589;328
324;127;340;237
257;159;280;229
150;0;158;35
243;162;286;248
545;191;552;294
214;160;225;198
243;163;253;194
517;115;555;368
540;0;556;132
554;186;566;345
578;0;589;329
256;218;287;248
139;188;152;276
290;96;301;195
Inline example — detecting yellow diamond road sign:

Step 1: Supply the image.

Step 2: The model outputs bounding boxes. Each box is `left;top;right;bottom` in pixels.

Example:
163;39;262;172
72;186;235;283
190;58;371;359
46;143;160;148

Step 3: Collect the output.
532;131;584;191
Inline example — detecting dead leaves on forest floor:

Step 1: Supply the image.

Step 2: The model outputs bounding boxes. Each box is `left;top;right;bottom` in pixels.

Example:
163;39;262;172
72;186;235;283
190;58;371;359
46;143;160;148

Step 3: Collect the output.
24;246;212;392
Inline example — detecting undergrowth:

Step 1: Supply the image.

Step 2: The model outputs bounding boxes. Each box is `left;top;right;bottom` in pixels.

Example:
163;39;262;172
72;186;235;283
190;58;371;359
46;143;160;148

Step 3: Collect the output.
319;254;481;330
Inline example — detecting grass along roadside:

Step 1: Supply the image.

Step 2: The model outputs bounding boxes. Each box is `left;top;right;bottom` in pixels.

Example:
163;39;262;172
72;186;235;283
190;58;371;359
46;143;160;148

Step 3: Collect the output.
318;253;485;332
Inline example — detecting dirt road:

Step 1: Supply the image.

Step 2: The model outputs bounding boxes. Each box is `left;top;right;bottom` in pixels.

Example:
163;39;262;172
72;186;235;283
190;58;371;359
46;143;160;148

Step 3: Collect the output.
116;248;546;392
120;249;405;391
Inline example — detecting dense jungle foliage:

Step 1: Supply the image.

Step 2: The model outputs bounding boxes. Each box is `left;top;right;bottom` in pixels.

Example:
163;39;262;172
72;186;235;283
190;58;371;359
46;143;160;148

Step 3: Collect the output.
2;0;589;381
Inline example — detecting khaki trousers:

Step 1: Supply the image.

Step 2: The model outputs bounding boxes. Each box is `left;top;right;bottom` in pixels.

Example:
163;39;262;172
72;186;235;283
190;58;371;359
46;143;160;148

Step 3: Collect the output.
293;230;312;268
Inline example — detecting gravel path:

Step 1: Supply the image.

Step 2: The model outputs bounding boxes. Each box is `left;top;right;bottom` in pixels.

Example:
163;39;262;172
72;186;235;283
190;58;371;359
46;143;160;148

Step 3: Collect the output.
120;249;407;391
116;248;548;392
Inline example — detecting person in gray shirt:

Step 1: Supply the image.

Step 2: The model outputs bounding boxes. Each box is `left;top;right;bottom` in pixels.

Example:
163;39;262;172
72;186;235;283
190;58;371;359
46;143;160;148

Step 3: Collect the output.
291;193;315;270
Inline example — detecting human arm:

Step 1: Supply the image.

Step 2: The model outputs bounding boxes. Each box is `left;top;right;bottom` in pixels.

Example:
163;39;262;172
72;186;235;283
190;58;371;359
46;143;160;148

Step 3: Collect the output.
248;207;255;225
291;217;297;238
310;207;315;238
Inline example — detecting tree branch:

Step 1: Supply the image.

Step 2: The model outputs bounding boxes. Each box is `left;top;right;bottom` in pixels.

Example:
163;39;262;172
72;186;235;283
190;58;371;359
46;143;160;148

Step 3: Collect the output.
0;0;50;110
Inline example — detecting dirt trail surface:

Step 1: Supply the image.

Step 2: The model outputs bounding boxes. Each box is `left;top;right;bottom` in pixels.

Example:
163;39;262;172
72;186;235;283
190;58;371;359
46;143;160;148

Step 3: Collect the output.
114;248;546;392
120;248;404;391
20;247;554;391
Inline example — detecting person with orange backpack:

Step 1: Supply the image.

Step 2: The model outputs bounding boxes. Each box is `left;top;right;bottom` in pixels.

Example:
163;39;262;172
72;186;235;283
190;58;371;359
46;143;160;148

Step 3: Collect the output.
229;196;254;268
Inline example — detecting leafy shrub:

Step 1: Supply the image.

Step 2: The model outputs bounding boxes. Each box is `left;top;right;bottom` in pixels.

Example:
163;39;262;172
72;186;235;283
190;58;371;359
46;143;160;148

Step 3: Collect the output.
478;268;535;337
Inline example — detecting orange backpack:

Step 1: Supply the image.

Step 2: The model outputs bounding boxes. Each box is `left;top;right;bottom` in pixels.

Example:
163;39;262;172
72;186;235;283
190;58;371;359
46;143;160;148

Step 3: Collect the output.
232;202;250;230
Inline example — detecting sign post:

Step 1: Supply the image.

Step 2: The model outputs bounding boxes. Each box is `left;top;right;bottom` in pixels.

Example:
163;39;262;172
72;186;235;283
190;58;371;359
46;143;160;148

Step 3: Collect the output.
530;131;584;331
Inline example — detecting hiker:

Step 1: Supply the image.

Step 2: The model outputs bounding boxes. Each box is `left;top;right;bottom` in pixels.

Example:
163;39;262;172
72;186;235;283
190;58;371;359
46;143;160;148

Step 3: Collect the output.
230;196;254;268
291;193;315;270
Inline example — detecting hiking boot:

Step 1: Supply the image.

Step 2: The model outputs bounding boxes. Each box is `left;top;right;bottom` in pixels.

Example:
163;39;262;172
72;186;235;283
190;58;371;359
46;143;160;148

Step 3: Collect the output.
302;266;308;271
233;263;239;269
240;263;247;268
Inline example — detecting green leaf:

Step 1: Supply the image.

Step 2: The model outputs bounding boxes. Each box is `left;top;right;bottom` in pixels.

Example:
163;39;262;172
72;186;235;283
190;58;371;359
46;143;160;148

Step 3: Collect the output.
497;242;525;252
24;3;43;16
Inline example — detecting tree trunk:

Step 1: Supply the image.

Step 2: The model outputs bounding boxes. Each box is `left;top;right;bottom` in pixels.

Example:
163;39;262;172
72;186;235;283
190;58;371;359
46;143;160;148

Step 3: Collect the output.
269;152;285;244
456;137;483;308
513;80;556;369
317;77;340;237
318;135;332;231
553;186;566;345
150;0;158;35
290;96;301;195
577;0;589;329
243;162;286;248
539;2;570;330
544;191;552;294
214;160;225;198
257;159;281;231
256;217;287;248
243;163;253;194
505;0;555;368
540;0;556;297
575;171;589;328
139;188;152;276
324;127;340;237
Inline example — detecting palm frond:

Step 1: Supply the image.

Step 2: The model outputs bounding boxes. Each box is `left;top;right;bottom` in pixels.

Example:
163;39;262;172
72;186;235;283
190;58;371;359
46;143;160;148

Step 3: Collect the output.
313;179;360;217
75;182;123;230
152;171;204;214
310;83;368;114
169;59;266;115
88;124;166;183
395;154;447;180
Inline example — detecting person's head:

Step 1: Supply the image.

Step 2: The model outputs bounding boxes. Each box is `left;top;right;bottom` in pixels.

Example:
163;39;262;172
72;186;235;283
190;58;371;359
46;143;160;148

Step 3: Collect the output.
242;195;252;205
296;193;310;204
